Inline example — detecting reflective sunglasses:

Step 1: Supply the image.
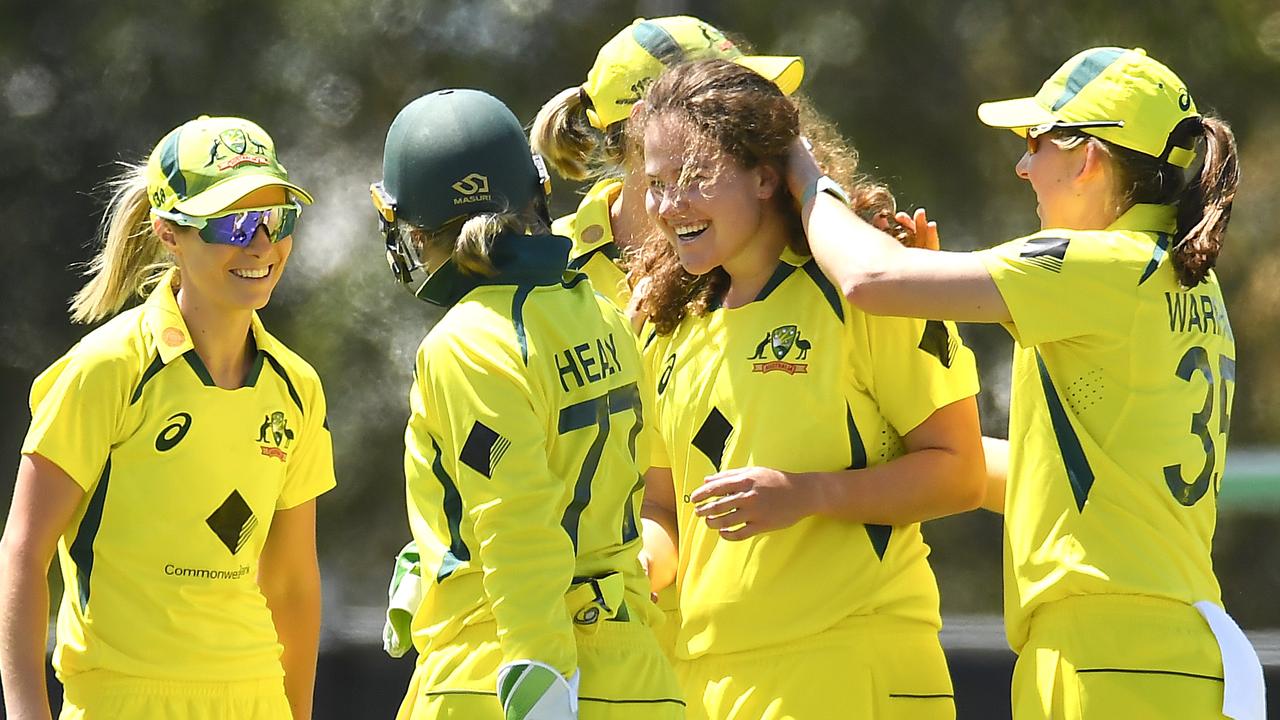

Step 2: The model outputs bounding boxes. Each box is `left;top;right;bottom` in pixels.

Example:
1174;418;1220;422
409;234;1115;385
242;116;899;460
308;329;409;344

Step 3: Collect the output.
175;203;302;247
1025;120;1124;155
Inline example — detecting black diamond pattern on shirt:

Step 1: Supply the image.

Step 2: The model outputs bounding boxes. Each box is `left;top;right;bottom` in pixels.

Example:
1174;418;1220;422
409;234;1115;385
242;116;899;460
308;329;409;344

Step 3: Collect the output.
206;490;257;555
692;407;734;471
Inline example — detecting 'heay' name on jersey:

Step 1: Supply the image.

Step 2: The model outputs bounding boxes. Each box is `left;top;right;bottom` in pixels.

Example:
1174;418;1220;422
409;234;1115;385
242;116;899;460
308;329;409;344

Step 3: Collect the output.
1165;291;1227;336
555;333;622;391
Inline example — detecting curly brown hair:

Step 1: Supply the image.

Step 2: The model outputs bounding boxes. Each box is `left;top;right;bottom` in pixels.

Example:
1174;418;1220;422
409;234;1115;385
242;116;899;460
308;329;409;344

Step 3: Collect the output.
627;58;908;334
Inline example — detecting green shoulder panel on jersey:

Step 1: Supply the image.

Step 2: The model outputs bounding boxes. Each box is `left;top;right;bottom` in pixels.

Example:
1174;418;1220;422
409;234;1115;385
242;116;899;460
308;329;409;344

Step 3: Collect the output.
847;403;892;560
755;260;797;302
432;436;470;582
1137;232;1171;286
511;284;535;364
129;354;167;405
68;458;113;611
801;259;844;321
183;349;216;387
262;352;305;414
1035;350;1095;511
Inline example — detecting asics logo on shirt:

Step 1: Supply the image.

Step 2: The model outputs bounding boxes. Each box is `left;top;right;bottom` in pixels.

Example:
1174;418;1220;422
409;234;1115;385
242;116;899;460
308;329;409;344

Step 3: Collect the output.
657;354;676;394
155;412;192;452
748;324;811;375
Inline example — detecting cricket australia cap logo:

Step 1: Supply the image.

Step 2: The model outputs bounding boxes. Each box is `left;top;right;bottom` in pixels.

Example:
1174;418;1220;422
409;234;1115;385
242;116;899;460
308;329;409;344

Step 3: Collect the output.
451;173;492;205
748;324;811;375
206;128;271;171
257;410;294;462
206;489;257;555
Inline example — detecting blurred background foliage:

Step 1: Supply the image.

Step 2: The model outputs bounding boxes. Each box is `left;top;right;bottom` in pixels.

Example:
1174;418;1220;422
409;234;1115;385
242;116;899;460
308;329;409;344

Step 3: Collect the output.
2;0;1279;636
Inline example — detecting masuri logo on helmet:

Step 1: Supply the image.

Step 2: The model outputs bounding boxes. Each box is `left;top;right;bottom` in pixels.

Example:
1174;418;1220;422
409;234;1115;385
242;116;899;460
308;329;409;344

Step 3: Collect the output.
372;88;552;289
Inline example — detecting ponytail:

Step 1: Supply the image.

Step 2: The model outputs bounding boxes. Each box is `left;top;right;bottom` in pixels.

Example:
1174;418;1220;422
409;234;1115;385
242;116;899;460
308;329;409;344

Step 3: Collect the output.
530;86;627;182
1172;116;1238;288
408;202;552;279
1108;114;1239;288
69;163;172;324
531;87;597;181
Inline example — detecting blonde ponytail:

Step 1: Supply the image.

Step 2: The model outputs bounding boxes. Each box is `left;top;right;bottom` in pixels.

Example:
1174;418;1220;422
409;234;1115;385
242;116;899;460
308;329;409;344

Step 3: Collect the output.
409;204;551;279
69;163;172;324
450;213;513;277
531;86;599;182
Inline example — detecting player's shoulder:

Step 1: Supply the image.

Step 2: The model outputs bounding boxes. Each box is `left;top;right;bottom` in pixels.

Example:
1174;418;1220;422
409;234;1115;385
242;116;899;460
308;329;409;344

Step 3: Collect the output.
1009;226;1156;267
550;209;577;240
256;324;325;393
30;306;151;405
420;299;517;368
62;306;153;377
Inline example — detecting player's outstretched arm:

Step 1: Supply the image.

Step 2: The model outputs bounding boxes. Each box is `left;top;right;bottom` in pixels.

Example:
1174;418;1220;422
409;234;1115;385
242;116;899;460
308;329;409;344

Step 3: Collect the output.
0;454;85;720
258;499;321;720
692;398;986;540
639;467;679;595
785;139;1010;324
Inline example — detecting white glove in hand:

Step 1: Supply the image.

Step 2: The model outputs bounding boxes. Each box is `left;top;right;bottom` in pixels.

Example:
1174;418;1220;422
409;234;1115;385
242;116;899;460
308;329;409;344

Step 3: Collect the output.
496;660;579;719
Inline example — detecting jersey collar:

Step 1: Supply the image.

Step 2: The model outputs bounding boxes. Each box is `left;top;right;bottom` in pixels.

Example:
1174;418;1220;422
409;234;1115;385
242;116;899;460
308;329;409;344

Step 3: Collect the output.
143;268;197;365
566;178;622;263
415;232;573;309
143;267;287;365
1107;203;1177;235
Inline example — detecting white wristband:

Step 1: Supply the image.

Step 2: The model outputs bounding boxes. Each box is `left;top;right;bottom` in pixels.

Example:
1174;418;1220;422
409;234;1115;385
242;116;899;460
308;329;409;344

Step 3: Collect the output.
801;175;851;208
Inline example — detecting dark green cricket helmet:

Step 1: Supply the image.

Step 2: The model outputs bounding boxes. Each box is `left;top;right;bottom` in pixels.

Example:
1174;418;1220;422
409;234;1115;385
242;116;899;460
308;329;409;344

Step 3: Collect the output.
375;88;548;229
372;88;550;285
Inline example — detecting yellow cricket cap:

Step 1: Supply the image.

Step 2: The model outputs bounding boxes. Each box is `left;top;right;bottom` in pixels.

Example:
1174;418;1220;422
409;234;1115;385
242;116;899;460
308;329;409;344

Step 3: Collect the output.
581;16;804;130
978;47;1200;168
145;116;313;218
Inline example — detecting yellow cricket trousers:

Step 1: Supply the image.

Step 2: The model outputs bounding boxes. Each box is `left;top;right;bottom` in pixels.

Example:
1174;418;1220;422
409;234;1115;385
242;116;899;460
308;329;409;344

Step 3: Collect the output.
677;615;954;720
1012;594;1229;719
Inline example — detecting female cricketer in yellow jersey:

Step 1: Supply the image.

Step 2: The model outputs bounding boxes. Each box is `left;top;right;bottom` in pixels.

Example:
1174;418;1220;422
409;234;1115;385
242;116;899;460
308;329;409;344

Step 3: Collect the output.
631;61;987;720
371;89;682;719
531;14;804;663
0;117;335;719
381;17;804;665
789;48;1260;719
533;15;803;317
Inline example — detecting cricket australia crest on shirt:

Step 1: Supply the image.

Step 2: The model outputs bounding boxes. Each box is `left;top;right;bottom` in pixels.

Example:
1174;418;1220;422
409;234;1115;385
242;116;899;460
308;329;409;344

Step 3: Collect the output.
748;324;811;375
257;410;294;462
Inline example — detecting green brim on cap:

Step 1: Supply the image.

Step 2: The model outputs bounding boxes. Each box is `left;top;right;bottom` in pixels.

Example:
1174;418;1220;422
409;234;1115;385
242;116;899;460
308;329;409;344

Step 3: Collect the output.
977;97;1059;137
736;55;805;96
172;173;314;217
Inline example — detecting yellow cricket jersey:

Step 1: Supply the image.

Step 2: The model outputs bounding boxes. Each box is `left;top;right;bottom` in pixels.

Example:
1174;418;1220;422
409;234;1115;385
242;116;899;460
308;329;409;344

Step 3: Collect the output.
554;182;686;651
643;247;980;659
551;178;630;310
21;268;335;681
977;204;1235;652
403;232;658;678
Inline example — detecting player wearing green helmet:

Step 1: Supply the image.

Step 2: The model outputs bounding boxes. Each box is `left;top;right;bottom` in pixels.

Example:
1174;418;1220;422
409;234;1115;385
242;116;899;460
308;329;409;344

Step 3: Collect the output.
372;88;683;720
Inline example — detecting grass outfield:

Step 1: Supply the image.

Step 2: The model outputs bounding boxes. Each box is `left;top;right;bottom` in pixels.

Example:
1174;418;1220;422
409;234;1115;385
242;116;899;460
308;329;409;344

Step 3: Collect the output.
1220;449;1280;511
